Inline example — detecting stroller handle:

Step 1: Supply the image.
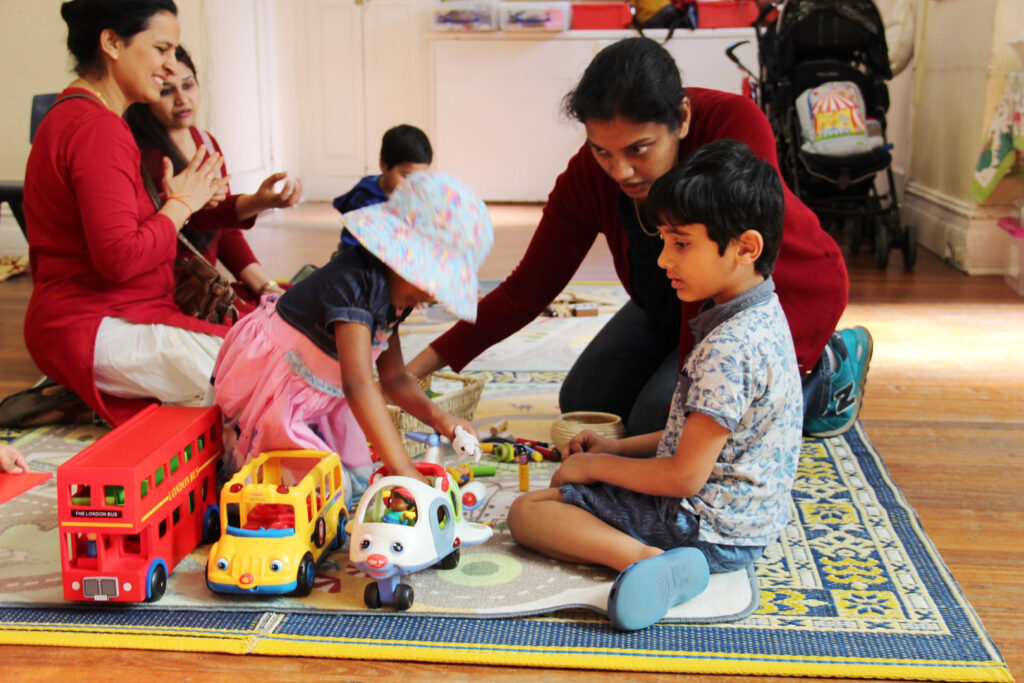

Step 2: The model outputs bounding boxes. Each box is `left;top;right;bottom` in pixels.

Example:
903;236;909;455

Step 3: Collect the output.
725;41;757;80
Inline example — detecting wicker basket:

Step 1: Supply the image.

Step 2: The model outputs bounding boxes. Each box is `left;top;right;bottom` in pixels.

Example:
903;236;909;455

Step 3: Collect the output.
388;371;486;457
550;411;625;452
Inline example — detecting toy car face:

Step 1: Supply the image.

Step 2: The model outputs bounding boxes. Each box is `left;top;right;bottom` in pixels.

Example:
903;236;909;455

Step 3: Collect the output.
349;476;458;581
206;450;347;596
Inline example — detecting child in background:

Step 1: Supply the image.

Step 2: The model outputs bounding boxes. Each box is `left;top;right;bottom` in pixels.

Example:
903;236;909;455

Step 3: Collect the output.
0;445;29;473
507;140;803;631
211;171;493;503
332;124;433;251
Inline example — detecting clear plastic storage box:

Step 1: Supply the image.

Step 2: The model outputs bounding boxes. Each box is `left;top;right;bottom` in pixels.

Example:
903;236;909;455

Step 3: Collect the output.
500;2;572;31
433;1;498;31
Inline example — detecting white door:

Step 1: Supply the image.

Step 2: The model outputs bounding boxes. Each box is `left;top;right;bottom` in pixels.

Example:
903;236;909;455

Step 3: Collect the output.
203;0;279;194
296;0;430;200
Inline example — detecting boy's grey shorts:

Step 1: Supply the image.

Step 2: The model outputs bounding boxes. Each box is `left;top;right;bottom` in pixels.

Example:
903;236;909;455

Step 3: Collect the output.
560;482;764;573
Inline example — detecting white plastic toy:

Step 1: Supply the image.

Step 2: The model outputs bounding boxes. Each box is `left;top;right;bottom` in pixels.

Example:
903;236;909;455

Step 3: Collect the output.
348;462;492;610
407;427;482;465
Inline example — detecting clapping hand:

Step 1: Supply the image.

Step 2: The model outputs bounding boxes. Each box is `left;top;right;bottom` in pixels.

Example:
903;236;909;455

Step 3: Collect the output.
160;144;226;213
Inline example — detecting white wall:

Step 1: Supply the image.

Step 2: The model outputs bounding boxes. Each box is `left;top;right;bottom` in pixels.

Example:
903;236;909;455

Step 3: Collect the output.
901;0;1024;273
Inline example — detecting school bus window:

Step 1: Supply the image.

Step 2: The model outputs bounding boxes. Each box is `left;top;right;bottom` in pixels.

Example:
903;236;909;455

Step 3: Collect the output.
154;465;165;487
184;444;193;462
226;502;240;528
198;433;205;451
332;467;341;491
306;494;313;522
256;465;265;485
70;484;91;506
172;506;181;525
104;485;125;506
315;483;324;512
188;490;195;514
159;518;168;538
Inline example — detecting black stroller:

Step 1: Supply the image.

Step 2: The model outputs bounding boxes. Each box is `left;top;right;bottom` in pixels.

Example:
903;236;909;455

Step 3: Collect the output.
728;0;916;269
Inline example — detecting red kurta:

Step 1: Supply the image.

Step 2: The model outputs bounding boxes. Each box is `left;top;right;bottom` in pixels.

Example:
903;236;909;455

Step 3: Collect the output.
23;89;229;426
432;87;849;375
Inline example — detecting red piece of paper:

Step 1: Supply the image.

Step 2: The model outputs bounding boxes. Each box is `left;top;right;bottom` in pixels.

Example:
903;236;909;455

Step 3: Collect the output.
0;472;52;505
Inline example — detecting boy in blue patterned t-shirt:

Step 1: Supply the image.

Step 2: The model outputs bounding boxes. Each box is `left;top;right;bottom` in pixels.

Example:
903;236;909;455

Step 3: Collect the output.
507;139;803;631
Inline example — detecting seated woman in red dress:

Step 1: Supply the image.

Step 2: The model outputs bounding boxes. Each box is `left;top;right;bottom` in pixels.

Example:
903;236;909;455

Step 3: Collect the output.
21;0;228;427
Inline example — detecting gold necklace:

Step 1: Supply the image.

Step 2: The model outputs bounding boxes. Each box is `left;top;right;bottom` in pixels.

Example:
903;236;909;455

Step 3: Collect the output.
632;199;660;237
69;78;110;110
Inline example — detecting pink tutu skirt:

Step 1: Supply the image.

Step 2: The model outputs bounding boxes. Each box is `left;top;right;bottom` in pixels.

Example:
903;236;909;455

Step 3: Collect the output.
212;296;376;501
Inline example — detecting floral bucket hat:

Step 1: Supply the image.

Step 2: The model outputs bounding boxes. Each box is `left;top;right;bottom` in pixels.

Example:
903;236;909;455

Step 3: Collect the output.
341;171;493;322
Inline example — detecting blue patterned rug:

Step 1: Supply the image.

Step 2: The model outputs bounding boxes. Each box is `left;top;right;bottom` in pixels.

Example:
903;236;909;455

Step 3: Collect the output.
0;403;1012;679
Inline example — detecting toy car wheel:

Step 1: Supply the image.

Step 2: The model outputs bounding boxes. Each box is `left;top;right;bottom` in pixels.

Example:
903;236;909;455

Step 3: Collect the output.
364;581;382;609
146;564;167;602
294;553;316;596
394;583;414;611
202;508;221;544
313;518;327;548
438;547;460;570
333;509;348;550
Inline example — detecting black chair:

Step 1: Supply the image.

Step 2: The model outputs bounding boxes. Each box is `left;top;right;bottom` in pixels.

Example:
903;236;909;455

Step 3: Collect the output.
1;93;59;239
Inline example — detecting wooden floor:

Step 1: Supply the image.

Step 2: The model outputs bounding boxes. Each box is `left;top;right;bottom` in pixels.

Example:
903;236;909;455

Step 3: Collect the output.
1;204;1022;683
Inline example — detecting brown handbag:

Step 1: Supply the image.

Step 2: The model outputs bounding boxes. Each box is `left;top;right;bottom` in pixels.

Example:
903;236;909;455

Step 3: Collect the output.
173;232;238;324
139;163;238;325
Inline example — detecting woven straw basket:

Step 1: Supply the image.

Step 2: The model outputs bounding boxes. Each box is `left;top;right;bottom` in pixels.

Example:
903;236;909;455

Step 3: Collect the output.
388;371;486;457
550;411;625;452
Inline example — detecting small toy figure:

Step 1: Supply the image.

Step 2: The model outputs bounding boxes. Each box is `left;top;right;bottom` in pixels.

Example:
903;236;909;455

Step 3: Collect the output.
381;488;417;526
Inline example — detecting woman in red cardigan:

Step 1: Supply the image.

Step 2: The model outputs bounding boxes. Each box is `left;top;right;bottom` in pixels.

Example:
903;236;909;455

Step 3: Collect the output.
409;37;872;438
125;46;302;315
21;0;228;427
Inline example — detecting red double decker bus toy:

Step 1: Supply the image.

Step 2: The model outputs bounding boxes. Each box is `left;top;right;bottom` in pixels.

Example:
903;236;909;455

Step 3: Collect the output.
57;405;223;602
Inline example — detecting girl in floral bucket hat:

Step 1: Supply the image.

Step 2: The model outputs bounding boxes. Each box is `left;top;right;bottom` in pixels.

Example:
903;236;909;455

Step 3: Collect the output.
210;171;492;499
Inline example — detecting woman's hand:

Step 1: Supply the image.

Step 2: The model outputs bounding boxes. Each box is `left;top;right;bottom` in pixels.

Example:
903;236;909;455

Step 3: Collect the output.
203;179;230;209
236;172;303;221
159;145;226;229
255;172;302;210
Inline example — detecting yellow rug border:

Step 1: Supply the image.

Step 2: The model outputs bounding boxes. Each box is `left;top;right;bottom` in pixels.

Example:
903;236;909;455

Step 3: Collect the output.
0;628;1013;681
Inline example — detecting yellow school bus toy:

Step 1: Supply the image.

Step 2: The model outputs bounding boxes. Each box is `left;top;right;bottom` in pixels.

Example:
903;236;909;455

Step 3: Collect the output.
205;450;347;596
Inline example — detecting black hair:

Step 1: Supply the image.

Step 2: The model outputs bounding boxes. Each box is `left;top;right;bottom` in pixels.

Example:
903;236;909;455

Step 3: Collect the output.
646;139;785;277
380;124;433;169
124;45;196;175
61;0;178;77
562;37;686;129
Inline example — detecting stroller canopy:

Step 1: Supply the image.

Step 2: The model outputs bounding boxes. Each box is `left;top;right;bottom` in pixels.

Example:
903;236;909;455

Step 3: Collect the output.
774;0;892;80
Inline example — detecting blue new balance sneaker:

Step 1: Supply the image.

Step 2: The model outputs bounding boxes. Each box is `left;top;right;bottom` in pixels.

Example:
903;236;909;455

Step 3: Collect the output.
607;547;710;631
804;326;874;438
